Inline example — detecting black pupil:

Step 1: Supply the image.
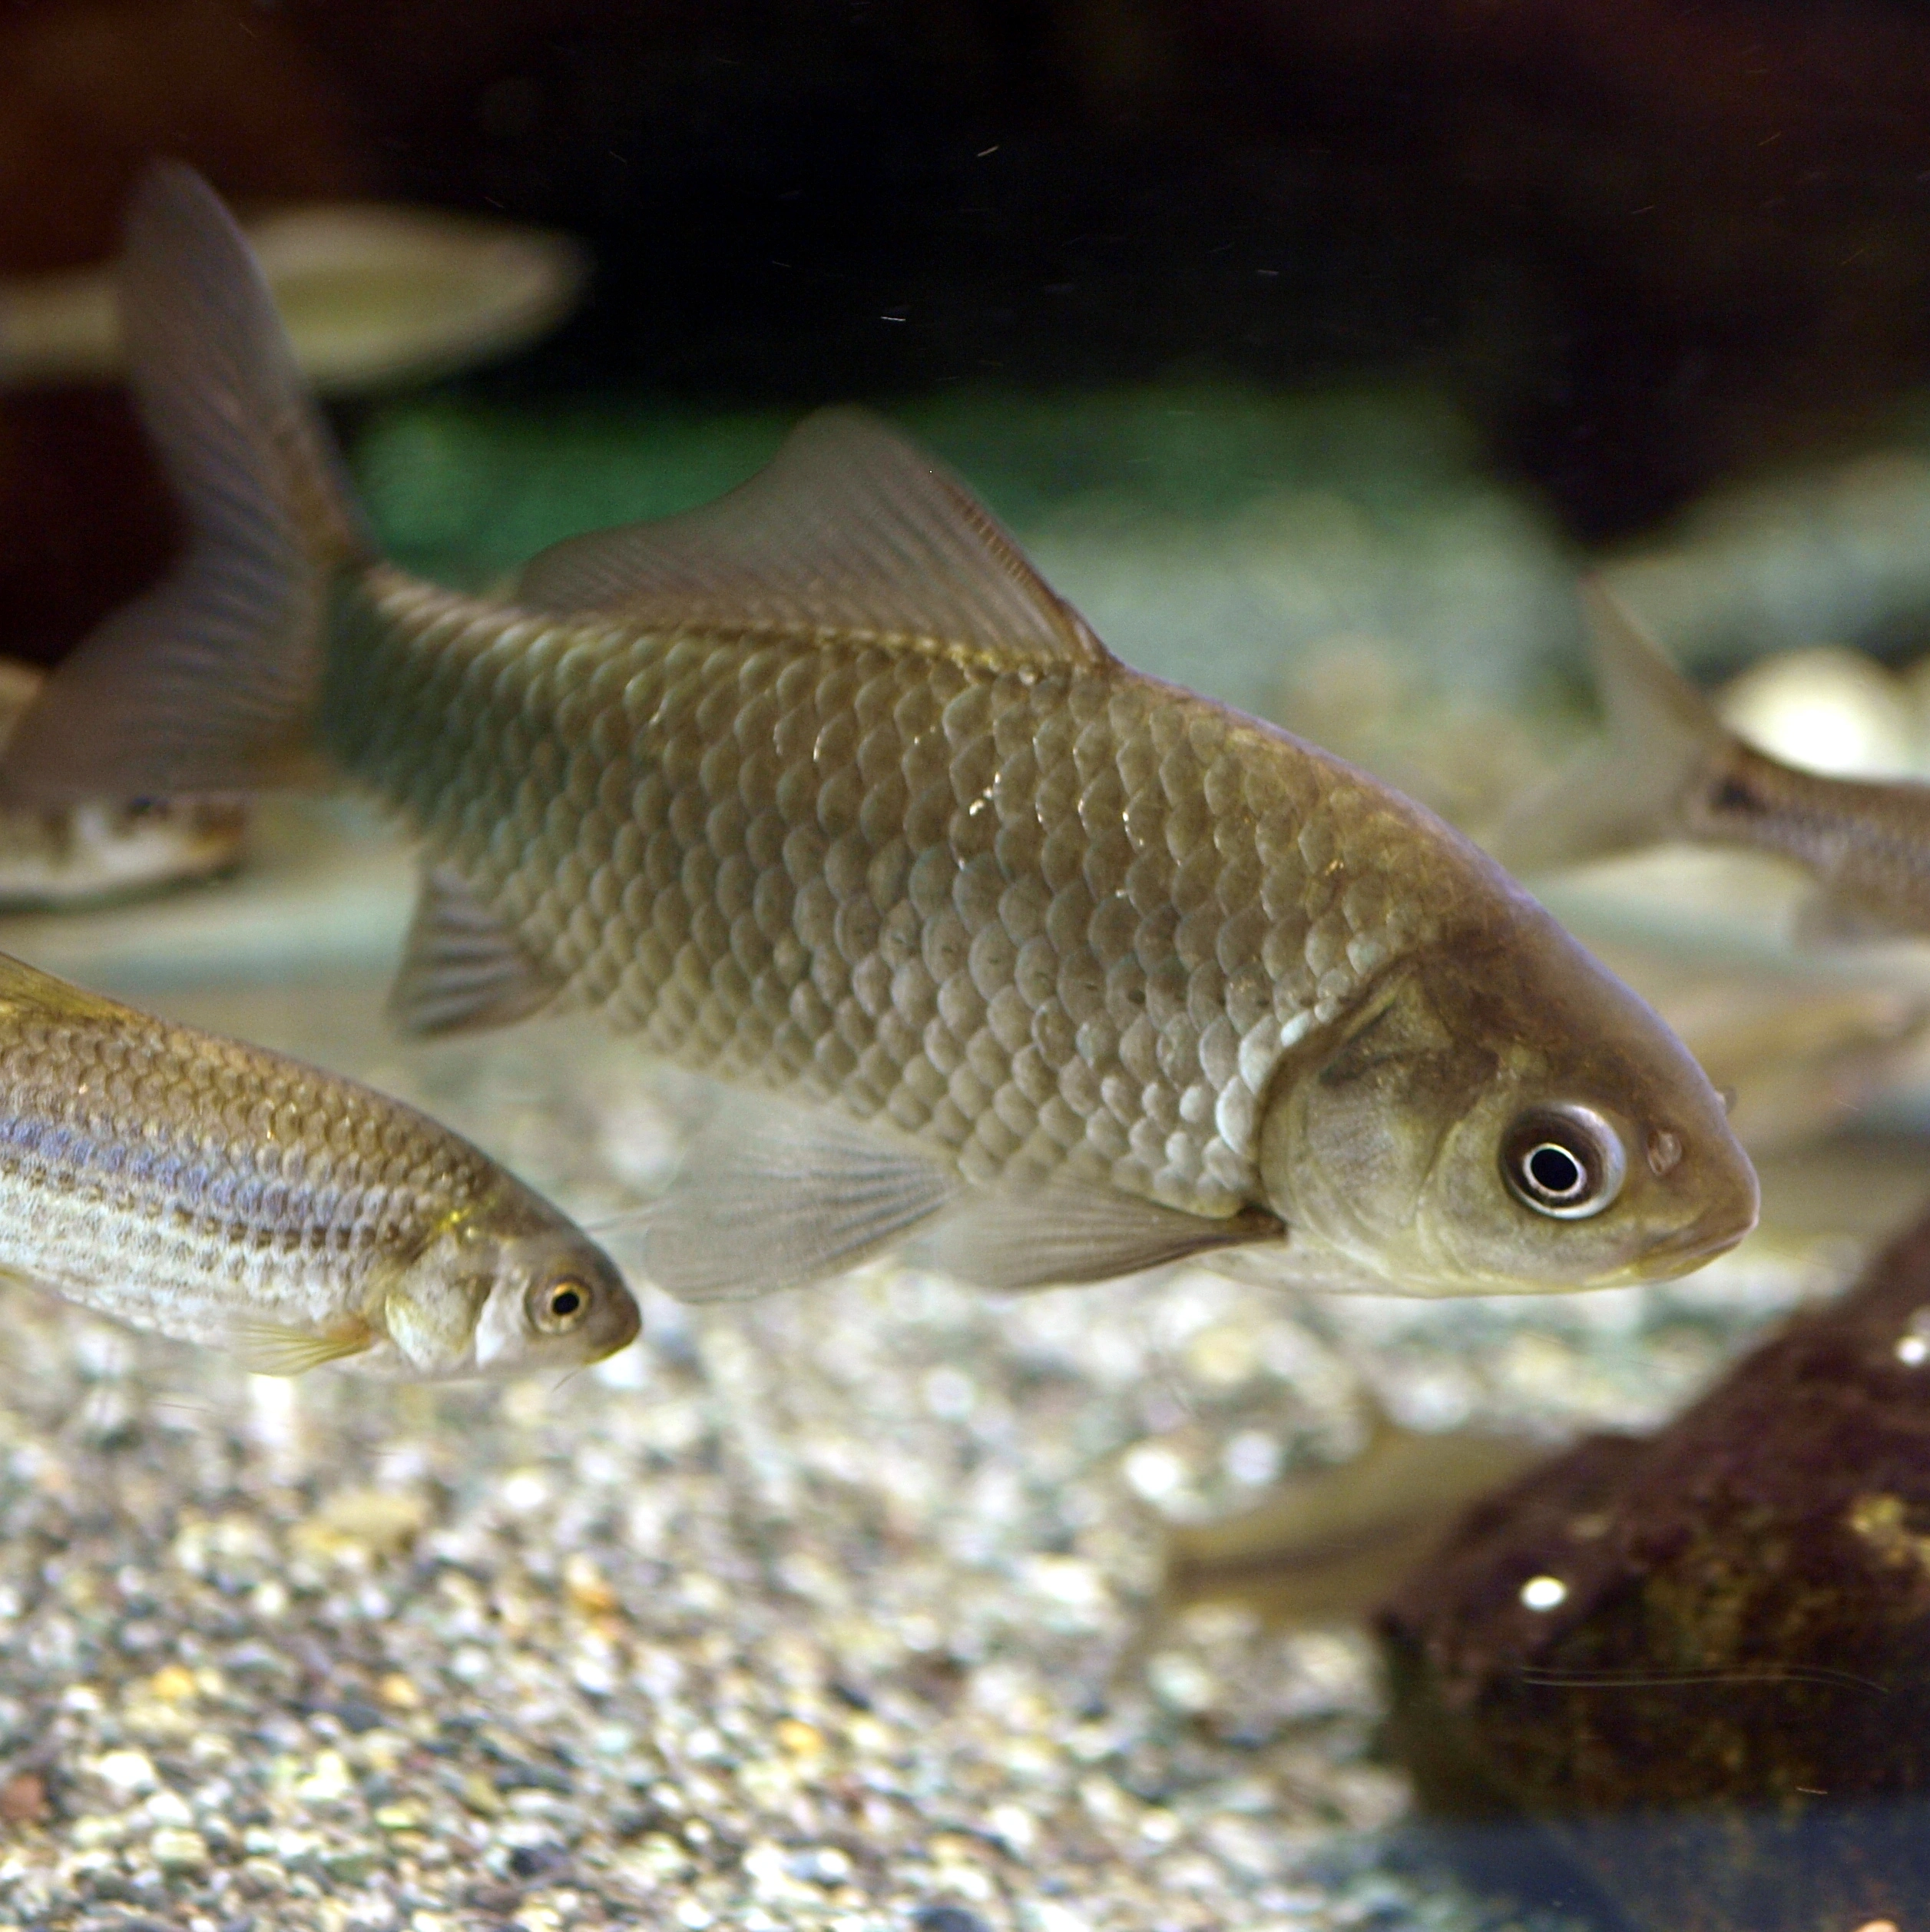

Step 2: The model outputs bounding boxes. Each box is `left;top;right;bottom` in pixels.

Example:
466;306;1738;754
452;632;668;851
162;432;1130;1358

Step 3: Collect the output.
1525;1142;1586;1198
551;1287;582;1316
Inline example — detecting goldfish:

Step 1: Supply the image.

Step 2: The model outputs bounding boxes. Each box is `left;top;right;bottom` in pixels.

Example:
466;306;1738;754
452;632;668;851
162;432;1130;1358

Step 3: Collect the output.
0;164;1757;1302
0;950;637;1377
1494;582;1930;939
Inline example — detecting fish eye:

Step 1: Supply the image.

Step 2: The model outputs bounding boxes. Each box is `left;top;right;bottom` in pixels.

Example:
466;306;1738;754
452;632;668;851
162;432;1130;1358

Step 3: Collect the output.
531;1274;591;1334
1501;1104;1626;1221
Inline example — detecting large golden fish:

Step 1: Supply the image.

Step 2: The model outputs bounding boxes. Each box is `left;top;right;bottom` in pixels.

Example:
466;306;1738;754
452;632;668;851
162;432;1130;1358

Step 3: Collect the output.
0;166;1757;1301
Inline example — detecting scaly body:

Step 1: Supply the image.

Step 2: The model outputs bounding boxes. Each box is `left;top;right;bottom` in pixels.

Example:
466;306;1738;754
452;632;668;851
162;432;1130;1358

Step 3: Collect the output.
329;563;1466;1221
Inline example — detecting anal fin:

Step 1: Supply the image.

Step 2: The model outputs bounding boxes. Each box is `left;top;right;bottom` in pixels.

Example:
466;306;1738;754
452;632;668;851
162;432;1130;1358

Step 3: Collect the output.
641;1100;962;1302
389;863;561;1036
919;1181;1284;1292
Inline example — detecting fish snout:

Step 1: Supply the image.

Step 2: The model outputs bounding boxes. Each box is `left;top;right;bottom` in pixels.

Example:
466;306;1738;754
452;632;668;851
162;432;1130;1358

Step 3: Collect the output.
591;1279;644;1360
1632;1158;1761;1282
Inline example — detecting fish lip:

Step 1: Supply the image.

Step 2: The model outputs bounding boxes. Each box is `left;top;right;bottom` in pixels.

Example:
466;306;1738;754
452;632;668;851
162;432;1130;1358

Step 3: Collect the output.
591;1294;644;1360
588;1327;639;1364
1612;1209;1755;1284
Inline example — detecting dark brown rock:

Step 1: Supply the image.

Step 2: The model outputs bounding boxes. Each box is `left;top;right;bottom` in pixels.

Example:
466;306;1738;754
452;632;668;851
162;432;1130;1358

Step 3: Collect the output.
1376;1212;1930;1931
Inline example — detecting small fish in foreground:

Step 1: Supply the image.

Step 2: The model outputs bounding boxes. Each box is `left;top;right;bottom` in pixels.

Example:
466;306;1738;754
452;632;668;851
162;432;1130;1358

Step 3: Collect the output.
1492;582;1930;939
0;952;637;1377
0;165;1757;1302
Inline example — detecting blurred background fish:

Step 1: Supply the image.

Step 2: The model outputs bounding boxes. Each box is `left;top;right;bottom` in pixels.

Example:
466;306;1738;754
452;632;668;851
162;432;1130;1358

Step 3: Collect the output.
1491;584;1930;936
0;199;588;396
0;656;245;906
1161;1416;1544;1629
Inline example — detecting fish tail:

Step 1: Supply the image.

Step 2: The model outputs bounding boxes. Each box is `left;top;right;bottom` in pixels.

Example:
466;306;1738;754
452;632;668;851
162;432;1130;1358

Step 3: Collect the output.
1487;577;1728;875
0;162;375;806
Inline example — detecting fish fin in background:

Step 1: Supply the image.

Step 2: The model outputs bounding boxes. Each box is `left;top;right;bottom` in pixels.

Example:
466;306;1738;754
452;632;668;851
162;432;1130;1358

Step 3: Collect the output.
918;1181;1285;1291
389;864;562;1036
515;406;1112;671
641;1102;962;1301
1162;1423;1544;1627
0;162;372;809
1487;578;1725;876
0;949;119;1016
226;1316;376;1377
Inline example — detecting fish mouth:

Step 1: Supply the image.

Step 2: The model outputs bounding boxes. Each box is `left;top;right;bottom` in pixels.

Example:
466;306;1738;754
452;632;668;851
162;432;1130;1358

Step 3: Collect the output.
1608;1138;1763;1285
591;1297;644;1360
1614;1205;1756;1284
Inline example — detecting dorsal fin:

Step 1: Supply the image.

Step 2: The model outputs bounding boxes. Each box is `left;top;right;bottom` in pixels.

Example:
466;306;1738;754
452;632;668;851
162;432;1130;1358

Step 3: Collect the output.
0;949;139;1022
513;406;1112;671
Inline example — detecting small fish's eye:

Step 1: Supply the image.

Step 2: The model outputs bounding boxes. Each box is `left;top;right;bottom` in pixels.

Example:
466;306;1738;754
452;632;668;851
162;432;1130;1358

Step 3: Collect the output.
1501;1105;1626;1221
531;1275;591;1334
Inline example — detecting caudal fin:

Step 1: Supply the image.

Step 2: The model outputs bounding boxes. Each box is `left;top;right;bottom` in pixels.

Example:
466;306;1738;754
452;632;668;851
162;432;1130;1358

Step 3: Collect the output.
1488;578;1727;875
0;163;372;807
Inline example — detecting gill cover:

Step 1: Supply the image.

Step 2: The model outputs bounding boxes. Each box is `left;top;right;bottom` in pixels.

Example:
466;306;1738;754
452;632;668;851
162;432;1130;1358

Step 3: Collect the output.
1260;969;1498;1281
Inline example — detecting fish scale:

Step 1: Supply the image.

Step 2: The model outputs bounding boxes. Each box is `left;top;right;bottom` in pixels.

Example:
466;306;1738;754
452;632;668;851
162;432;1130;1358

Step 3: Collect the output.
331;565;1454;1219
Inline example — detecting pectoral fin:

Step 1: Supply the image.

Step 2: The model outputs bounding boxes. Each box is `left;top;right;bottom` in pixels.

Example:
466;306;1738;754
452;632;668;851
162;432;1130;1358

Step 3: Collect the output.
388;864;561;1036
919;1181;1284;1292
641;1101;962;1302
227;1317;375;1377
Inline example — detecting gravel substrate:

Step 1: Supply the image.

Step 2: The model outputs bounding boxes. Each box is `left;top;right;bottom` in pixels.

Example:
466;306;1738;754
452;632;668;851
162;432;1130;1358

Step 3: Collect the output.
0;962;1885;1932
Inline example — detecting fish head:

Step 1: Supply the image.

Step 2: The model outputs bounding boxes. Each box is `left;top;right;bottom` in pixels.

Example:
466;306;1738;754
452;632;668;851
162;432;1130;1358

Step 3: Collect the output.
1257;901;1759;1295
475;1225;641;1374
391;1197;641;1377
